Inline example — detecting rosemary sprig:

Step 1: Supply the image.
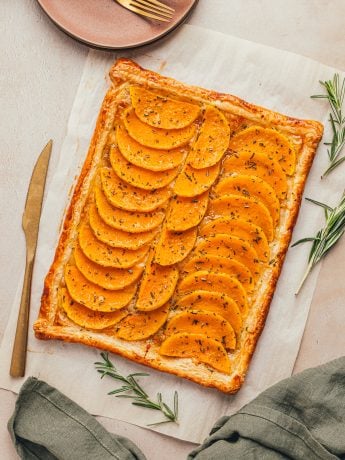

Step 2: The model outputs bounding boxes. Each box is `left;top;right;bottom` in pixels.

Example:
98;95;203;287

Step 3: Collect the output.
311;74;345;177
94;352;178;426
292;193;345;294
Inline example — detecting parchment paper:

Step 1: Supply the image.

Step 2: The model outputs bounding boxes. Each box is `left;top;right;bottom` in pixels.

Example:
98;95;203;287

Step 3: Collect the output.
1;25;344;443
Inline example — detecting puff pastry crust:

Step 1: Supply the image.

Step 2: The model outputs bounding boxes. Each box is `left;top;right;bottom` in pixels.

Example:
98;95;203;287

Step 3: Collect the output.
34;58;323;393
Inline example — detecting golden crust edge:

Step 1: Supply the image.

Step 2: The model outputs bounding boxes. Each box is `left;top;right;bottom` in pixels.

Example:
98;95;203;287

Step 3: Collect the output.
33;324;243;393
110;58;323;137
37;87;120;325
34;58;324;394
233;130;322;387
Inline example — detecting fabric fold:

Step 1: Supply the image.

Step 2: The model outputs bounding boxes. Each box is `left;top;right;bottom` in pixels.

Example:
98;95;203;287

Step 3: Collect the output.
8;357;345;459
8;377;146;460
188;357;345;459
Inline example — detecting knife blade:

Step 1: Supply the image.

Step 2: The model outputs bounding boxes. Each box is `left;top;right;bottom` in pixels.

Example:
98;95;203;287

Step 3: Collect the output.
10;140;52;377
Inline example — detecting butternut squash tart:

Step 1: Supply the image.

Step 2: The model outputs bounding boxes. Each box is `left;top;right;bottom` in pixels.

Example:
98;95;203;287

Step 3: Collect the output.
34;58;323;393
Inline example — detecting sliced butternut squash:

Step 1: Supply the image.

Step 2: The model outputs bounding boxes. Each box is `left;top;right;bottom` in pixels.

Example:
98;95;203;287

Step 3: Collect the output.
188;105;230;168
100;167;170;212
130;86;200;129
160;333;231;374
214;174;280;227
74;245;143;291
194;234;261;280
115;304;169;341
222;151;287;200
177;291;242;334
60;288;127;329
173;163;220;197
229;126;296;175
166;192;209;232
165;311;236;349
200;217;270;262
209;194;274;241
95;185;165;233
123;108;196;150
116;124;185;172
136;261;179;311
79;222;149;268
154;226;197;266
110;146;179;190
64;265;136;312
182;255;253;294
177;270;248;315
89;202;156;250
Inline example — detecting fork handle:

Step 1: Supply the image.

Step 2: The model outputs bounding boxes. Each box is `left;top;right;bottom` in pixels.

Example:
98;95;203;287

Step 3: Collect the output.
10;252;34;377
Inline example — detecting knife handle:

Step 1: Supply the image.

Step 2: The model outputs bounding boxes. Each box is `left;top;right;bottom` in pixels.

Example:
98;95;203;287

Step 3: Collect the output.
10;251;34;377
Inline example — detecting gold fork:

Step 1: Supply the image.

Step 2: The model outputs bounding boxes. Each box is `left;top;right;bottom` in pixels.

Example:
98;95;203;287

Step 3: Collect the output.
115;0;174;22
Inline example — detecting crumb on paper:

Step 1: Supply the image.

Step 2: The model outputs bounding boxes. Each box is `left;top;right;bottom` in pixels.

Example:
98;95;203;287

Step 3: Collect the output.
159;60;167;72
27;348;55;355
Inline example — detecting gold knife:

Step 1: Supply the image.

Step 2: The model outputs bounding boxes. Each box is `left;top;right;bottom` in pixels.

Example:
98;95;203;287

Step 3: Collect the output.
10;140;53;377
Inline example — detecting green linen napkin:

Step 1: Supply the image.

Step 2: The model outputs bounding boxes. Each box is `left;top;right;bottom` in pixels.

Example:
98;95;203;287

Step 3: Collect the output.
189;357;345;459
9;357;345;459
8;377;146;460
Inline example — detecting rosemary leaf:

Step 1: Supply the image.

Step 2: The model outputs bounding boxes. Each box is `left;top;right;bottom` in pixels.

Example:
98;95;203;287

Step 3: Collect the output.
293;193;345;294
108;388;131;395
305;197;333;212
291;237;316;246
129;373;150;377
132;402;158;408
174;391;179;420
147;419;177;427
94;352;178;425
311;74;345;177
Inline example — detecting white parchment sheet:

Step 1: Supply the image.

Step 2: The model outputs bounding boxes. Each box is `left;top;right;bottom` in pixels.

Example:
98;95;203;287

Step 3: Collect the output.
1;25;344;443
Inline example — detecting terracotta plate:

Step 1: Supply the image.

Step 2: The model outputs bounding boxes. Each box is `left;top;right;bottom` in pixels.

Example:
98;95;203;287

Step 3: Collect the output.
37;0;198;49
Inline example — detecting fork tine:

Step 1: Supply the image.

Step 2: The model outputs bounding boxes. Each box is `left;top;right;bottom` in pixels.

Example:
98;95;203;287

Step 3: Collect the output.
143;0;175;13
136;0;174;14
123;2;171;21
130;0;173;18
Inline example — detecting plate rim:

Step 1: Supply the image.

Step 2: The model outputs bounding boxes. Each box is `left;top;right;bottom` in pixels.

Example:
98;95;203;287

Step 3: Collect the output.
36;0;199;50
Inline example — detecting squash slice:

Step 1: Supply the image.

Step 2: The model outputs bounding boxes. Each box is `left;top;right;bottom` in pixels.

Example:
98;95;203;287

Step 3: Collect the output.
100;167;170;212
209;194;274;241
123;108;196;150
182;255;254;294
222;151;287;200
64;265;136;312
177;270;248;315
130;86;200;129
214;174;280;227
116;304;169;341
188;105;230;168
166;192;209;232
194;234;261;280
136;261;179;311
159;333;231;374
176;291;242;334
116;124;185;172
229;126;296;175
155;225;197;266
74;245;143;291
95;185;165;233
173;163;220;197
110;146;179;190
165;310;236;349
200;217;270;262
60;288;127;329
89;202;156;250
79;223;149;268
